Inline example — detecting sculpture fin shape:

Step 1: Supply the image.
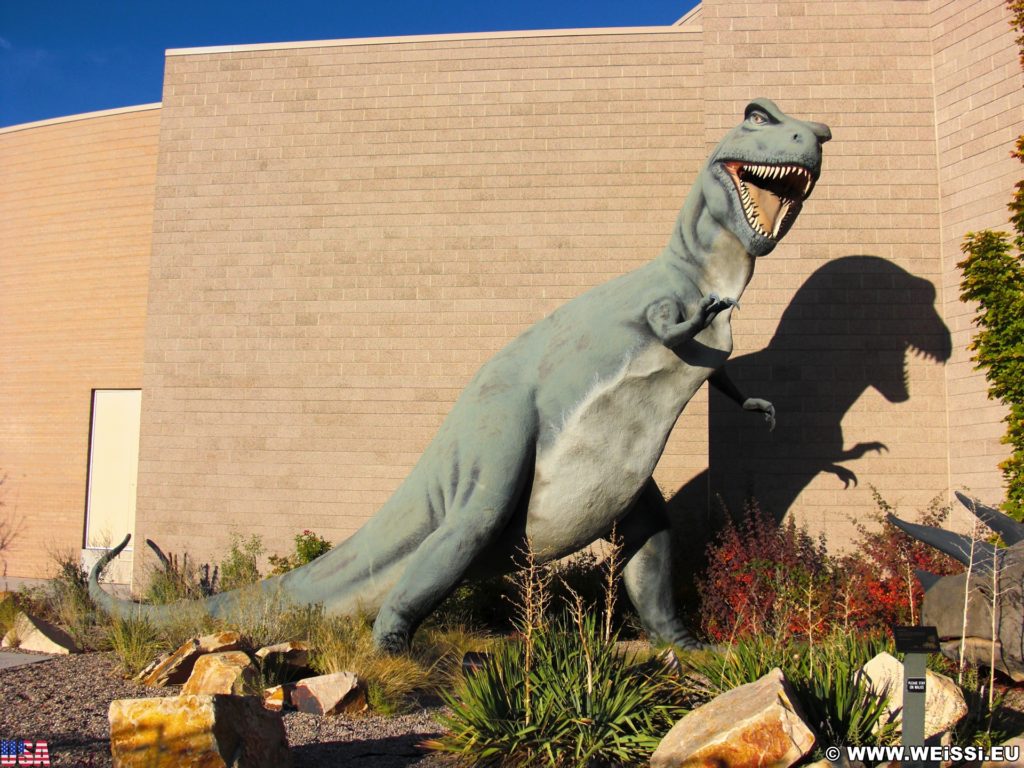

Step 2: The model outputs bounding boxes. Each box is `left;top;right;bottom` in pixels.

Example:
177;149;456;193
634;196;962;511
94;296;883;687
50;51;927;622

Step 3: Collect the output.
955;492;1024;546
887;514;998;572
146;538;171;569
914;569;944;591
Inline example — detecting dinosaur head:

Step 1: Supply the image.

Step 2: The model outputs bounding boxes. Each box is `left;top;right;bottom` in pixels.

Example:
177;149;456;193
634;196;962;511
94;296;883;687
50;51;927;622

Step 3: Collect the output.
703;98;831;257
891;493;1024;682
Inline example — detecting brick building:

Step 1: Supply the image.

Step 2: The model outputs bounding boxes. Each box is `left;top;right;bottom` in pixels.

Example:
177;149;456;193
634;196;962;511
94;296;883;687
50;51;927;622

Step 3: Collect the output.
1;0;1021;586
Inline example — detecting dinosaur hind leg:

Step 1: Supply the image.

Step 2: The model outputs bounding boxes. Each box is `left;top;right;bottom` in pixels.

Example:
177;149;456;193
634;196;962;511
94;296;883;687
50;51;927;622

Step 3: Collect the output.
371;405;535;653
619;478;707;650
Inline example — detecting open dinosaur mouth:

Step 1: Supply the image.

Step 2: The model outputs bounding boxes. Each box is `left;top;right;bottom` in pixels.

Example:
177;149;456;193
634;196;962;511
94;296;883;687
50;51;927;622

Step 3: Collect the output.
723;161;815;240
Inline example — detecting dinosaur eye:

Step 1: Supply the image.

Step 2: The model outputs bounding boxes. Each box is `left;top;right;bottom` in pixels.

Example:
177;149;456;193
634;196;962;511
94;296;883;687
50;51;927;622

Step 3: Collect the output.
749;111;768;125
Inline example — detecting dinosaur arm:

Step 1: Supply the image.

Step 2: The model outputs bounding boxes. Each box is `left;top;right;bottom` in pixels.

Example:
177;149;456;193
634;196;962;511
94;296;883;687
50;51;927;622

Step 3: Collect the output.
837;441;887;461
708;367;745;406
709;367;776;431
645;294;736;350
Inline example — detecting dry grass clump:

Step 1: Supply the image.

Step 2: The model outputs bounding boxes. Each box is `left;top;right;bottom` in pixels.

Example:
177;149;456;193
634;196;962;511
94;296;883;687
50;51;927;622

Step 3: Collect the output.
310;613;492;715
0;592;19;638
108;615;163;677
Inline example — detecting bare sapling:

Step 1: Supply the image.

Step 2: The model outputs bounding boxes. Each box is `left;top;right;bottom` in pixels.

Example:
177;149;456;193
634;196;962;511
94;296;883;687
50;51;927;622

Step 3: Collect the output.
602;524;623;644
508;541;550;725
989;550;1001;711
958;508;983;686
562;580;594;695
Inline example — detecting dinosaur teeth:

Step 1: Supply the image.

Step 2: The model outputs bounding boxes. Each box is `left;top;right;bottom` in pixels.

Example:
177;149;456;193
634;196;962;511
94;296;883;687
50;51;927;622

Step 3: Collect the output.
725;160;816;241
772;201;791;238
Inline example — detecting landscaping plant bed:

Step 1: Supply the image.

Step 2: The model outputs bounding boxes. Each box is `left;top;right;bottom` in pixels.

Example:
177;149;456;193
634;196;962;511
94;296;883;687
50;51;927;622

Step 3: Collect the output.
0;651;452;767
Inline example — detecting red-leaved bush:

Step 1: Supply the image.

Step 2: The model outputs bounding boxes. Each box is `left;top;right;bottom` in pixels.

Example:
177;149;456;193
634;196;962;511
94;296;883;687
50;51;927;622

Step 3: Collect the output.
836;490;962;630
697;492;963;643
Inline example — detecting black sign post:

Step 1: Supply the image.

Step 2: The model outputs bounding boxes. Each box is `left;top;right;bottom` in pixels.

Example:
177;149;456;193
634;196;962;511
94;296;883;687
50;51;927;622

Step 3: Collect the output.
893;626;940;768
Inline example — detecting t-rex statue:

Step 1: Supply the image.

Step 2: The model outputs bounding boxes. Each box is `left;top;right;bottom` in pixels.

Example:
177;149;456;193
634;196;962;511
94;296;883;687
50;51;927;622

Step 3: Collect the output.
90;98;831;652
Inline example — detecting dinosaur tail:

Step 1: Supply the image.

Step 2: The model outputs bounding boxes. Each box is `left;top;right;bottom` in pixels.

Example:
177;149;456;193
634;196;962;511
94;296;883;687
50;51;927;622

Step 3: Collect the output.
88;534;233;623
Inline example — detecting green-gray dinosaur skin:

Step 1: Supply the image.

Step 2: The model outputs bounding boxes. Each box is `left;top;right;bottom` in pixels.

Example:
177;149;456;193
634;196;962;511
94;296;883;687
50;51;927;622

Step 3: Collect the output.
91;99;831;652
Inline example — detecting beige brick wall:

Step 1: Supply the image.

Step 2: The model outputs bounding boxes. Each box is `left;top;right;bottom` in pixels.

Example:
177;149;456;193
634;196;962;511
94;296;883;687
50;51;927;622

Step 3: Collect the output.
136;28;707;577
0;107;160;578
930;0;1024;502
4;2;1015;583
698;0;954;543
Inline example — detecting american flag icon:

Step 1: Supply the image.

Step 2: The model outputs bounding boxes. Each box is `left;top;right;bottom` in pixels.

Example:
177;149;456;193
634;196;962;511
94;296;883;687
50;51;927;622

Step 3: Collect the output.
0;740;23;766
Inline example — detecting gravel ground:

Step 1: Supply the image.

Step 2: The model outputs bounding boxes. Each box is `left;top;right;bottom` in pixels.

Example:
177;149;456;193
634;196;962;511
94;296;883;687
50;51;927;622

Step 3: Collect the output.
0;650;453;767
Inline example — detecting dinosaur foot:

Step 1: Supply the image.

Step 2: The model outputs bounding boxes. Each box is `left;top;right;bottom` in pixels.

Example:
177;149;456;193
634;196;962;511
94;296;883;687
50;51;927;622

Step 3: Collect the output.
374;629;411;656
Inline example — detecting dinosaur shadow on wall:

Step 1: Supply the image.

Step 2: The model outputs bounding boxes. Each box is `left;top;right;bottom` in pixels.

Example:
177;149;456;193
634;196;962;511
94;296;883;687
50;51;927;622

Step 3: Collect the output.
668;255;953;585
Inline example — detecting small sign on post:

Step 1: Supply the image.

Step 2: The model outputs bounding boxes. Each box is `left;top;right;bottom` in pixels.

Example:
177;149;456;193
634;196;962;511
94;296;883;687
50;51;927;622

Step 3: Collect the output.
893;626;940;768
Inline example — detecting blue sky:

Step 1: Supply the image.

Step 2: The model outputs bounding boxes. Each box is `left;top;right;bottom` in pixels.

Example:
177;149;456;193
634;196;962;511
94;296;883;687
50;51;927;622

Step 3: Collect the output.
0;0;697;128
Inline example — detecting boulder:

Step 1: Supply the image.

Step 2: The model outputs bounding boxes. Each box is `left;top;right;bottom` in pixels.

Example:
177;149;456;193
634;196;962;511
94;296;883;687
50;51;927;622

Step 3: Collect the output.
138;631;242;687
254;641;311;673
651;668;815;768
263;683;296;712
0;612;81;654
182;651;259;696
858;652;967;740
109;694;291;767
983;735;1024;768
804;758;866;768
291;671;367;715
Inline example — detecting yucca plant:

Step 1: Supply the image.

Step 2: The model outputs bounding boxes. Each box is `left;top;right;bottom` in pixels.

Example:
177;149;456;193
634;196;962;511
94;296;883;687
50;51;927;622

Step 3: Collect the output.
426;540;688;767
792;655;897;749
681;632;788;697
682;631;897;750
429;615;688;767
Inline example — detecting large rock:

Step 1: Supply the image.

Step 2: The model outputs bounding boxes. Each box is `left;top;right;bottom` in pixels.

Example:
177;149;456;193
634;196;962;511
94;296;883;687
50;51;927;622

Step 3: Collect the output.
109;694;291;767
254;641;311;674
651;668;815;768
982;735;1024;768
858;652;967;740
0;612;81;654
291;671;367;715
263;683;296;712
182;651;259;696
138;631;242;687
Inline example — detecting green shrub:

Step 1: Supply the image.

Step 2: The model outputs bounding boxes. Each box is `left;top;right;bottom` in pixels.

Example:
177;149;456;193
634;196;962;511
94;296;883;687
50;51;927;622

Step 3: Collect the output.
20;548;108;650
429;613;688;767
154;601;218;652
682;631;897;752
217;588;321;650
145;549;218;604
433;548;640;636
219;534;264;592
949;662;1013;748
268;529;332;575
0;593;19;637
955;1;1024;518
959;230;1024;519
427;542;686;767
109;615;162;677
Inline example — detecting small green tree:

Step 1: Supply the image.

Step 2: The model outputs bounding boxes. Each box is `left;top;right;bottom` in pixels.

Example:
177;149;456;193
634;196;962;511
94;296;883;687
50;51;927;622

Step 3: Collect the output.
219;534;264;591
956;0;1024;519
